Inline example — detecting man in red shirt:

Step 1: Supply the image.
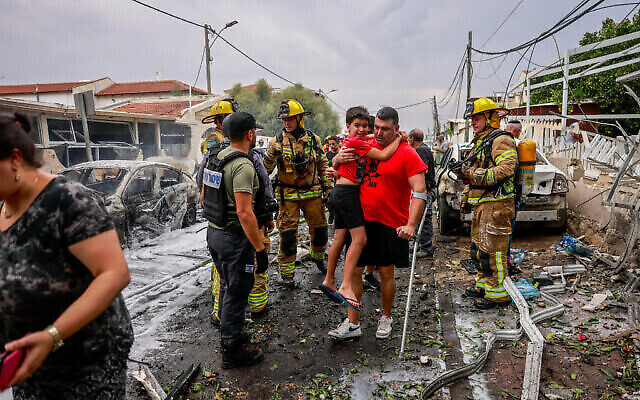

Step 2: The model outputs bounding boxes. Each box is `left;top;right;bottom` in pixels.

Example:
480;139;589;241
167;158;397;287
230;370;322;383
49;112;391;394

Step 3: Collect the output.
329;107;428;340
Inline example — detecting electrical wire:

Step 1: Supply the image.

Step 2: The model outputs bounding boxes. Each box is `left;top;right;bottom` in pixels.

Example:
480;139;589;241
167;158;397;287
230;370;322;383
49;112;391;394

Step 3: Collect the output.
192;44;206;88
131;0;205;28
393;49;466;110
480;0;526;48
474;53;509;81
472;0;603;55
454;62;465;118
472;0;526;85
439;50;467;104
395;98;433;110
130;0;349;113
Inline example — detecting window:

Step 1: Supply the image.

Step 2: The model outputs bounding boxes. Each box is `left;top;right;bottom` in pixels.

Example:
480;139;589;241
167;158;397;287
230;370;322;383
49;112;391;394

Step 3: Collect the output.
127;167;154;196
158;167;182;189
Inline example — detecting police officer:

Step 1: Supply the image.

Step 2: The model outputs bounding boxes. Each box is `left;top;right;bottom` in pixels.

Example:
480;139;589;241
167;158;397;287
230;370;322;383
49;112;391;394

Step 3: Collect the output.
460;98;517;309
263;100;333;286
202;112;268;368
198;101;275;324
200;98;239;157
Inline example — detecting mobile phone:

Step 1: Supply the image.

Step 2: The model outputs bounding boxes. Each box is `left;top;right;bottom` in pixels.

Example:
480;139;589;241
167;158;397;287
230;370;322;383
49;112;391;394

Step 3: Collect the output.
0;348;25;390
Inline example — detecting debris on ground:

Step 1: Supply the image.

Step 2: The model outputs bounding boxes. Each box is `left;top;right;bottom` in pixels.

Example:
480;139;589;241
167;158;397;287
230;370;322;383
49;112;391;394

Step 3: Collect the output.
124;211;640;399
582;292;611;311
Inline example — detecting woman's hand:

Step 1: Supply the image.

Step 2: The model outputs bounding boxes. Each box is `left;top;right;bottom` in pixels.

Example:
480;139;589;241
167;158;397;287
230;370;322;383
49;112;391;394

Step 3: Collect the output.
4;331;54;388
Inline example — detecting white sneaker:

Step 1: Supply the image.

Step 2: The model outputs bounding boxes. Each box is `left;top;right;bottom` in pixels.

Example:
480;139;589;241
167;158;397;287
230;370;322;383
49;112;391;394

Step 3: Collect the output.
328;318;361;340
376;316;393;339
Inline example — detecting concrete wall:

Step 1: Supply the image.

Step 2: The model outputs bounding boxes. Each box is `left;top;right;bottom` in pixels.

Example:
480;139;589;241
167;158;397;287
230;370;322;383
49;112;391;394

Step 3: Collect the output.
548;155;637;233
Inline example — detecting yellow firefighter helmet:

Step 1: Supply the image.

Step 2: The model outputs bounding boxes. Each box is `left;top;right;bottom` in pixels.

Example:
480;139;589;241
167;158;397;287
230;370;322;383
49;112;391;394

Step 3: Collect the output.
201;98;239;124
463;97;509;129
277;99;311;119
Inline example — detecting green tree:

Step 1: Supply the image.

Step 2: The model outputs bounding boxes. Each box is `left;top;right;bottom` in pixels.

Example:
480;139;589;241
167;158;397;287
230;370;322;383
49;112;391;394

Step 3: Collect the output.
530;11;640;135
229;80;340;139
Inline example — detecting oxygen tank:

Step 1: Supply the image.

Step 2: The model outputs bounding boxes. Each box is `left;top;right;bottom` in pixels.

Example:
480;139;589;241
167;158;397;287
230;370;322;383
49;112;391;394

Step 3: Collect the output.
517;139;536;196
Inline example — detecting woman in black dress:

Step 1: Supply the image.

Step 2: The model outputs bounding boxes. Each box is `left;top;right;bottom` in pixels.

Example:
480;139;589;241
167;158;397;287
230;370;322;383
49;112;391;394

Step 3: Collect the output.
0;113;133;399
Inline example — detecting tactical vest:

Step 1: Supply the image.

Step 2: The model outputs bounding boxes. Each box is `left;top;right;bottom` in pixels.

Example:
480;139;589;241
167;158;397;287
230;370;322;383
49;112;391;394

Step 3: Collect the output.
202;143;272;227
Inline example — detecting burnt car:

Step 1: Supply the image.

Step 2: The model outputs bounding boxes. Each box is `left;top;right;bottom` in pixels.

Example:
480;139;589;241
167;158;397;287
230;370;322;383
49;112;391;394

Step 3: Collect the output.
60;160;199;245
437;142;569;235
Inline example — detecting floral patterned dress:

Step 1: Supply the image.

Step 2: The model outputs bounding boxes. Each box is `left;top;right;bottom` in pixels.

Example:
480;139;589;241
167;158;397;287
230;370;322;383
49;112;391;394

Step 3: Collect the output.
0;177;133;399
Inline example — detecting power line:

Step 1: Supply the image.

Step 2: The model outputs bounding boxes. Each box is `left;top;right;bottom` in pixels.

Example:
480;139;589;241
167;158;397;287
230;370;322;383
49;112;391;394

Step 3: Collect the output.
393;49;466;110
395;98;432;110
212;33;298;86
131;0;204;28
192;44;206;88
130;0;348;113
480;0;526;48
471;0;602;55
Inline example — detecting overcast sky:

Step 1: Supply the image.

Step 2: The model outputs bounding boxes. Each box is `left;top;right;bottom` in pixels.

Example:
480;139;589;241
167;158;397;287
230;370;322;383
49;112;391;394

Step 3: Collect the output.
0;0;634;134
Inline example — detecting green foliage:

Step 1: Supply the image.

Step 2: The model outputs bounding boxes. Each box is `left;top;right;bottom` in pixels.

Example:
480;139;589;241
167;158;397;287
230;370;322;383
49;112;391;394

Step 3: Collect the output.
530;12;640;135
230;80;340;139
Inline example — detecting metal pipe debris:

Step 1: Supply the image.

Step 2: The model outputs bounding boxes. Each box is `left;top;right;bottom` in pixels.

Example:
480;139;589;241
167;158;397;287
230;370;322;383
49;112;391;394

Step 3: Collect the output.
131;364;168;400
421;290;564;399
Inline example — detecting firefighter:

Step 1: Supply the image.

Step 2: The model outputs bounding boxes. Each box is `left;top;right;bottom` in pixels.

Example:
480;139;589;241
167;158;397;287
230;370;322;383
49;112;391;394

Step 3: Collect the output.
198;97;274;324
200;98;239;157
460;97;517;309
263;99;333;286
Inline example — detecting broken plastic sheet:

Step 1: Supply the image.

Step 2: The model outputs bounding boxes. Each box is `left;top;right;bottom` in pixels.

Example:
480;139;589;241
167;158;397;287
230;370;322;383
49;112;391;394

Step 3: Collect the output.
514;279;539;300
554;235;592;256
511;248;527;266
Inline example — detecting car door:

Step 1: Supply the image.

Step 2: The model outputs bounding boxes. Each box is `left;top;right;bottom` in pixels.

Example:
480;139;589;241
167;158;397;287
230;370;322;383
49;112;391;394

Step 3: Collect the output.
124;166;159;227
157;166;189;230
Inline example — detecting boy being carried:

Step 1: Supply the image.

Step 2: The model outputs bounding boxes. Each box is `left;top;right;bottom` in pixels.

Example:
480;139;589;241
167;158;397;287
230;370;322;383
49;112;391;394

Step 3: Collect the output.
320;106;401;310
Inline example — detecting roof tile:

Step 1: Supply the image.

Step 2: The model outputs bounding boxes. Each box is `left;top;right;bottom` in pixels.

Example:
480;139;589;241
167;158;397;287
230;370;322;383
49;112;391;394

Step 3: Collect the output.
97;80;207;96
113;100;204;117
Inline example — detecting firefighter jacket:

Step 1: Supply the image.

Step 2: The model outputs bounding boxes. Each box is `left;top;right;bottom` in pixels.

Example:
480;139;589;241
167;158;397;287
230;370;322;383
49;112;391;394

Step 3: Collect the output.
200;127;225;157
462;127;518;205
263;129;333;202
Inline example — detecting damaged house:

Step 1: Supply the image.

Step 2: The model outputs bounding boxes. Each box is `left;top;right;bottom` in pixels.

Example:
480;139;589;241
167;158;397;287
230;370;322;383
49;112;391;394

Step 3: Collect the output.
0;78;222;171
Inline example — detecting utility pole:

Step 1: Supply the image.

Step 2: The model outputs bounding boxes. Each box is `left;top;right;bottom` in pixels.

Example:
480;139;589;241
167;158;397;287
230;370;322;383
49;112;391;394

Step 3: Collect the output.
432;96;440;136
204;24;212;94
465;31;472;142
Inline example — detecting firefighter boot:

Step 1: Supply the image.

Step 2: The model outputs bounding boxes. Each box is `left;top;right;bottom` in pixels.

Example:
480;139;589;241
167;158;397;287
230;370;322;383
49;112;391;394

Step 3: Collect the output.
222;344;264;369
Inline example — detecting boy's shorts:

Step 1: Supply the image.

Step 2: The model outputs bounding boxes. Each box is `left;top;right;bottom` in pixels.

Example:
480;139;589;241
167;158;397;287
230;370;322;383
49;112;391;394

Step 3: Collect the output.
329;184;365;230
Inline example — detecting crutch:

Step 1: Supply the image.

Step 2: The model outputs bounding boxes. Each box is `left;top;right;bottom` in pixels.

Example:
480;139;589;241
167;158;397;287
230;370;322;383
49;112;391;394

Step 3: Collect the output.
400;192;431;359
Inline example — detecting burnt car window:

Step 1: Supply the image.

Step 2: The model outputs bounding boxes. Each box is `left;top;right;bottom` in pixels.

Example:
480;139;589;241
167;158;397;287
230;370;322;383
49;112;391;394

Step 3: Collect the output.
127;167;154;197
158;167;182;189
61;168;127;195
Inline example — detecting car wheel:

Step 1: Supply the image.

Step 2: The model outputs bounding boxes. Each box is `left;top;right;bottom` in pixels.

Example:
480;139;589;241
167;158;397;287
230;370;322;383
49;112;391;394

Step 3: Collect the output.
182;203;197;228
438;195;462;235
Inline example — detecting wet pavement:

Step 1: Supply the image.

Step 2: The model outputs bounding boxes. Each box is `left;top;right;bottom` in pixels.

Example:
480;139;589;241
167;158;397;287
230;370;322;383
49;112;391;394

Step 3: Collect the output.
122;217;639;399
3;215;638;399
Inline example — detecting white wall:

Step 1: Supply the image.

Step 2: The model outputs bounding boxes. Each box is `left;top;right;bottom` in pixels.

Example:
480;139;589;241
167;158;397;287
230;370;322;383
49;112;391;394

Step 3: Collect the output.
3;92;74;105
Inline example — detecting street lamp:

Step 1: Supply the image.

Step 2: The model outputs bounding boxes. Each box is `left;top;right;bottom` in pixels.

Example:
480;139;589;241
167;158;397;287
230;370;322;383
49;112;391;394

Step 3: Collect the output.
210;20;238;49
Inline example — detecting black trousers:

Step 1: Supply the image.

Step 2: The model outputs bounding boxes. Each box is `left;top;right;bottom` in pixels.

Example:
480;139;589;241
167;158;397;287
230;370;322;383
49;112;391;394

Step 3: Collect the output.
207;227;255;349
415;197;433;252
